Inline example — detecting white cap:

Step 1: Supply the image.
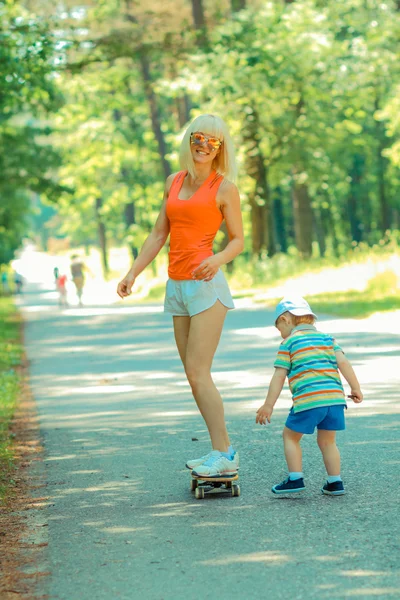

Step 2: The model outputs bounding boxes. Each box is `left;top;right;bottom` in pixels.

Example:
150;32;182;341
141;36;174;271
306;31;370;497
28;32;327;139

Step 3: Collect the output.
274;296;317;325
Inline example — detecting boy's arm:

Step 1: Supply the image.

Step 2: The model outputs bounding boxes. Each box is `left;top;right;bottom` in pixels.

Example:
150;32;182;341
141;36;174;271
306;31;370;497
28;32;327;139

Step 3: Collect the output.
256;368;287;424
335;351;363;403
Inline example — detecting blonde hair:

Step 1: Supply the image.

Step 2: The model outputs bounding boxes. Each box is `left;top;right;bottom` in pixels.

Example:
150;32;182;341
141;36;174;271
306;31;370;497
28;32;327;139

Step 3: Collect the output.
179;114;237;181
277;312;316;326
292;314;316;325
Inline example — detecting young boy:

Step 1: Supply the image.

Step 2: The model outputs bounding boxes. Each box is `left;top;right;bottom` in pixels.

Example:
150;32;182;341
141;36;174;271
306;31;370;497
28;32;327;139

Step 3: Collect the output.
256;296;363;496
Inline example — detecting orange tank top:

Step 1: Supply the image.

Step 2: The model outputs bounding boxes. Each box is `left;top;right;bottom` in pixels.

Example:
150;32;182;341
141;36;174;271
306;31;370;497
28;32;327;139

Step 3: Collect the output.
166;170;224;280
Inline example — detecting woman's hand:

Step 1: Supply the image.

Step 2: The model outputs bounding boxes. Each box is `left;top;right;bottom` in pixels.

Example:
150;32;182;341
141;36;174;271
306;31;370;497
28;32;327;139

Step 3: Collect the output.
192;255;222;282
117;272;136;298
256;403;273;425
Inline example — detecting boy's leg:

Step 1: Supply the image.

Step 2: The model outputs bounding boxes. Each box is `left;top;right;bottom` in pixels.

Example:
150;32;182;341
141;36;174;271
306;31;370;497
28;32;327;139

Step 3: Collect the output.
318;429;345;495
272;427;305;494
317;429;340;476
283;426;303;472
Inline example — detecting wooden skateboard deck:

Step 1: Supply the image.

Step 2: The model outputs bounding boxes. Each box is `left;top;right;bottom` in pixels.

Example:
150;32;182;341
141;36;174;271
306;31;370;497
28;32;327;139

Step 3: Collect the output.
190;473;240;499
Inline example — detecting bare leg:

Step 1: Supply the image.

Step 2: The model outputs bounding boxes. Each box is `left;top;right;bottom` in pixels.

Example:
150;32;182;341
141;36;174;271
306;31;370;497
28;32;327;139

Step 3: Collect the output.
179;301;230;453
317;430;341;476
172;316;191;369
283;427;303;472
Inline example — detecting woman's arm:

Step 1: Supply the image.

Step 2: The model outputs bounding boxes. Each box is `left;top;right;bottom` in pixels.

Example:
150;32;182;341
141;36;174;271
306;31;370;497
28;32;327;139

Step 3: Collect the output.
192;180;244;281
117;174;174;298
217;180;245;263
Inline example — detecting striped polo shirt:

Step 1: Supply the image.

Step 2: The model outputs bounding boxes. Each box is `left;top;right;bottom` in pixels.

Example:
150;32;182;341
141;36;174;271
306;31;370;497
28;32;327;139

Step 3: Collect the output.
274;324;346;413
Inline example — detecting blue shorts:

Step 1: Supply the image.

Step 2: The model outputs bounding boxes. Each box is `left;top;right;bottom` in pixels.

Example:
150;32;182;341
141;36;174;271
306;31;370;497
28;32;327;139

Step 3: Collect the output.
285;405;346;435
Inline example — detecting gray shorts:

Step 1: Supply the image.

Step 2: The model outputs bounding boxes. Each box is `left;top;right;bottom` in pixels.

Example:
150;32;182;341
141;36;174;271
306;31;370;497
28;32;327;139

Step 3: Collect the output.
164;269;235;317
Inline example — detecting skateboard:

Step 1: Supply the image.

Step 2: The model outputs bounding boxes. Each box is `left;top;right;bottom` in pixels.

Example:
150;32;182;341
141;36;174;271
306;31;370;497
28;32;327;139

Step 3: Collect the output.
190;473;240;499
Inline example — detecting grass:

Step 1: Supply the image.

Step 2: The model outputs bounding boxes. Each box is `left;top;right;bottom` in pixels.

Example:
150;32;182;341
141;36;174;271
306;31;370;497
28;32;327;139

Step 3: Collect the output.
144;283;166;301
257;271;400;319
0;297;23;502
306;271;400;319
227;235;400;291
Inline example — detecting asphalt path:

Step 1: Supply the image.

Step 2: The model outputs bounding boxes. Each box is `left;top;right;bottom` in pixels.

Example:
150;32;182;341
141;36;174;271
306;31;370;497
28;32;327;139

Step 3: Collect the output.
18;278;400;600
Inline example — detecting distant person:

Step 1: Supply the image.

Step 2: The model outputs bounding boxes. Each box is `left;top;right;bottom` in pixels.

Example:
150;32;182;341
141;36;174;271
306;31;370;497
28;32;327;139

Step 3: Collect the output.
53;266;59;284
1;271;10;295
14;272;23;294
117;114;244;479
57;274;68;307
256;296;363;496
70;255;85;306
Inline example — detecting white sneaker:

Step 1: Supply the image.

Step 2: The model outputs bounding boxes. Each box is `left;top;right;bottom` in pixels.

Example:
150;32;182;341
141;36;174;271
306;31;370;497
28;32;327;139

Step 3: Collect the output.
186;451;213;470
192;450;239;479
186;450;240;471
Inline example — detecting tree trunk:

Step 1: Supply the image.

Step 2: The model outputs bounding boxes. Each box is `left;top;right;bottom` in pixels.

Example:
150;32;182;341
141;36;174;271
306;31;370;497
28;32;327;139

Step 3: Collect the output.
123;3;172;179
247;194;263;256
392;208;400;229
263;173;275;257
124;202;138;260
347;154;364;243
191;0;206;29
324;204;340;257
231;0;246;11
377;144;390;233
312;208;326;257
273;188;287;253
291;174;313;258
243;110;276;257
139;51;171;179
191;0;209;46
112;113;140;259
176;94;191;128
95;197;109;275
120;167;138;259
374;96;390;233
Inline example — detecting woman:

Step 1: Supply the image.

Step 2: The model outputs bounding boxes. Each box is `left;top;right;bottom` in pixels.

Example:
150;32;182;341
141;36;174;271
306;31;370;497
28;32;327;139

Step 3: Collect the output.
117;114;244;478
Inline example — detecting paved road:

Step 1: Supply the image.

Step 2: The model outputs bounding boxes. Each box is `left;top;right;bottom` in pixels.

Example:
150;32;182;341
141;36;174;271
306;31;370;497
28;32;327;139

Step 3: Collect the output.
19;279;400;600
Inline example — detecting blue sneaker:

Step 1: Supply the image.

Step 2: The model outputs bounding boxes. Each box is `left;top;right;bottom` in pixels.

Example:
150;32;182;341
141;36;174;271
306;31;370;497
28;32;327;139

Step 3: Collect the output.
272;477;305;494
321;480;345;496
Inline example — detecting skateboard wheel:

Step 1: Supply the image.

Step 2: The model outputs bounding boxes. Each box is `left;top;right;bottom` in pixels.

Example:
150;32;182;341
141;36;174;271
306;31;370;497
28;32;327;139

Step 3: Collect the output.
232;484;240;497
225;480;232;489
195;487;205;499
190;478;198;492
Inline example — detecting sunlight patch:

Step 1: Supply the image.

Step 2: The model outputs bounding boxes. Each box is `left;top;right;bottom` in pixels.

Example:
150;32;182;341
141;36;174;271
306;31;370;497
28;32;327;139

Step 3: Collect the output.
199;551;290;566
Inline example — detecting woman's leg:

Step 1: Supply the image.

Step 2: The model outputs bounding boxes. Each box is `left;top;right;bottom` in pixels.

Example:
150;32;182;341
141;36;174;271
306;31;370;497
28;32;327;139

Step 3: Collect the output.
317;430;341;476
172;316;191;369
283;427;303;472
183;301;229;453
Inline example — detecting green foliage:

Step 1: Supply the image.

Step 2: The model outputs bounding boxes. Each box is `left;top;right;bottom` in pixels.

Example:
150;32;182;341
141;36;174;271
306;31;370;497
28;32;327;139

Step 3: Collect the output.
3;0;400;267
189;1;400;250
0;0;63;264
0;297;22;502
53;61;169;248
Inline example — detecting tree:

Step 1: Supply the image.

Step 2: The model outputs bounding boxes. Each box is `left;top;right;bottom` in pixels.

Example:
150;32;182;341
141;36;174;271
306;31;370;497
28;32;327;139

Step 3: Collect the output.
0;1;62;264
